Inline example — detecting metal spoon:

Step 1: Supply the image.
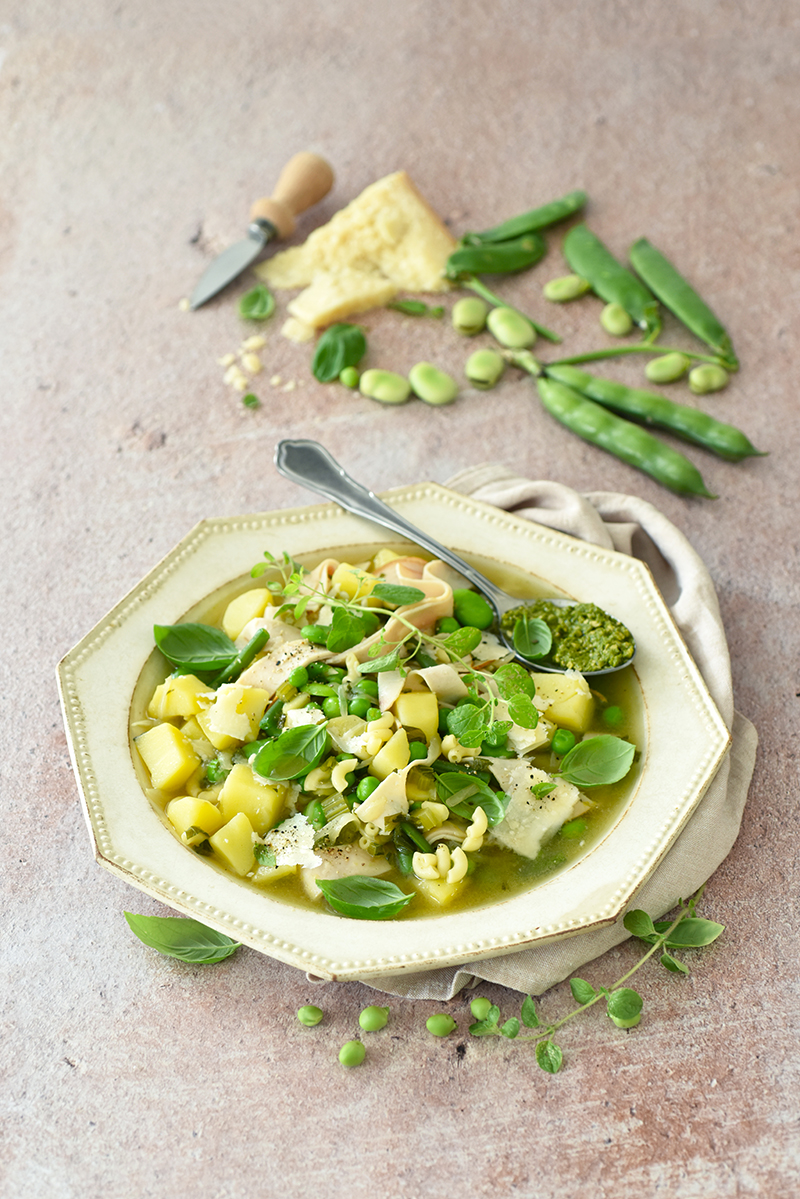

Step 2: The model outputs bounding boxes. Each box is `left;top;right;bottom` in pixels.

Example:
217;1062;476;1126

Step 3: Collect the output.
274;439;634;676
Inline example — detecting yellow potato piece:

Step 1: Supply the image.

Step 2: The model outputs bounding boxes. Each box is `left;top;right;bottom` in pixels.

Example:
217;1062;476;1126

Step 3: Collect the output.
413;875;467;908
217;763;284;836
209;811;256;877
330;562;377;602
166;796;225;838
222;588;270;641
147;674;215;720
394;691;439;741
251;862;298;887
531;672;595;735
370;728;410;780
196;684;270;748
136;723;200;793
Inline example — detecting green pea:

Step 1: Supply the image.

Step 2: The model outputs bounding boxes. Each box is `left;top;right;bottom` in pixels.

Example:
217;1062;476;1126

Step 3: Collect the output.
348;695;372;719
302;624;330;645
366;706;383;722
409;362;459;407
452;588;494;630
602;705;624;728
353;678;379;698
644;352;691;384
338;1039;366;1067
339;366;360;388
322;696;342;719
436;616;460;634
288;666;309;689
551;729;576;756
359;368;411;405
426;1013;457;1037
486;306;537;349
600;302;633;337
470;996;492;1021
688;364;729;395
303;798;327;830
543;274;591;302
464;348;506;390
297;1004;324;1026
452;297;489;336
560;817;587;839
358;1005;389;1032
408;741;429;761
356;776;380;802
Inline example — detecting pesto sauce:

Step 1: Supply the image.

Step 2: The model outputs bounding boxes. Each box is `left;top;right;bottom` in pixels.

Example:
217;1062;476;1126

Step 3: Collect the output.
502;600;635;672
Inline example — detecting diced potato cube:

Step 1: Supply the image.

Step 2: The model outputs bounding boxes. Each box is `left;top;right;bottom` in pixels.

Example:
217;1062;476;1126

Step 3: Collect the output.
196;684;270;748
166;796;225;839
209;811;256;876
394;691;439;741
179;718;217;759
250;862;298;887
222;588;270;641
147;674;215;720
413;875;467;907
371;548;402;569
331;562;377;601
531;672;595;734
217;763;284;836
369;728;410;780
136;723;201;793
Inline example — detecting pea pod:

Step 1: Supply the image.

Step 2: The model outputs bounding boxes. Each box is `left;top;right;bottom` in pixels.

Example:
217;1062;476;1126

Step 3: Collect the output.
563;224;661;341
629;238;738;371
446;233;546;280
464;189;587;244
545;363;765;462
536;376;716;498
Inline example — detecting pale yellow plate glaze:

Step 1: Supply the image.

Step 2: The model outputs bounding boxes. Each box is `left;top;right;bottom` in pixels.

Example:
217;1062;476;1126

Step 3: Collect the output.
57;484;730;982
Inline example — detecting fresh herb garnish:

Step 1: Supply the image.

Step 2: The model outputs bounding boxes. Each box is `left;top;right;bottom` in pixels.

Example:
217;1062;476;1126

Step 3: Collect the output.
371;582;426;606
512;614;552;661
312;323;367;382
238;284;275;321
252;724;328;781
123;912;240;964
242;393;260;409
555;734;635;787
315;875;414;920
386;299;444;318
153;622;238;674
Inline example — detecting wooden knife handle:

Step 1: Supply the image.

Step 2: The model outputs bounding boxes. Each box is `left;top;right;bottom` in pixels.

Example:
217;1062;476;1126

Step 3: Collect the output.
249;152;334;239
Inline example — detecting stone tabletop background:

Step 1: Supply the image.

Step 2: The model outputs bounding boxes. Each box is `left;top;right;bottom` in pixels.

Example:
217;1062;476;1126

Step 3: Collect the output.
2;3;799;1196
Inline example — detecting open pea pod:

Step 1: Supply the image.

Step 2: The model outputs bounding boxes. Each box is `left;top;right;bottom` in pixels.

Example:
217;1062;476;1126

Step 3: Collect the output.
446;233;546;280
563;224;661;341
463;189;587;245
629;238;739;371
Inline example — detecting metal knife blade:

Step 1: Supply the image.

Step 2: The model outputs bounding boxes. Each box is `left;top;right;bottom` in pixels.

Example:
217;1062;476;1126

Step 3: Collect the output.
188;152;335;311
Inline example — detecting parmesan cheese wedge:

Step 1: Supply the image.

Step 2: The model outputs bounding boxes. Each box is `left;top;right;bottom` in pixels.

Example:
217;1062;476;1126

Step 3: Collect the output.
488;760;585;861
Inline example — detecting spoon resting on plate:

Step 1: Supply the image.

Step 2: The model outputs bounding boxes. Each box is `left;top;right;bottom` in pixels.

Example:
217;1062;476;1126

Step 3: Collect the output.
273;439;635;676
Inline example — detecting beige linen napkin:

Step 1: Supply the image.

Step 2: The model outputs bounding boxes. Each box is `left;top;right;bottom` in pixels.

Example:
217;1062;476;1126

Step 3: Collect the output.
362;466;757;1000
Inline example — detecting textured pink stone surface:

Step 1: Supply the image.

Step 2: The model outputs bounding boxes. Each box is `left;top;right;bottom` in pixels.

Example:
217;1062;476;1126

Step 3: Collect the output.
2;3;799;1196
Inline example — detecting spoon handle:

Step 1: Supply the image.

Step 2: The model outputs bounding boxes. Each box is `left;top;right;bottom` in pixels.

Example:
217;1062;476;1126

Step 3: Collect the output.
274;440;507;611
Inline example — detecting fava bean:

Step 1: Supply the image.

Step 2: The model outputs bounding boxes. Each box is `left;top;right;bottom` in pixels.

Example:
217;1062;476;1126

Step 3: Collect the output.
452;297;489;336
356;776;380;802
359;369;411;405
537;376;716;497
629;237;738;370
564;224;660;339
436;616;461;635
338;1040;366;1067
645;352;691;383
452;588;494;629
600;302;633;337
464;348;506;390
487;306;537;349
545;363;763;461
297;1004;324;1026
688;363;729;395
409;362;459;406
426;1013;457;1037
543;274;591;302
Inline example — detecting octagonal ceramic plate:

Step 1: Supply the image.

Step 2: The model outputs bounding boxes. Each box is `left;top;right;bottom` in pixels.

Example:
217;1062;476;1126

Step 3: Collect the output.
57;483;730;982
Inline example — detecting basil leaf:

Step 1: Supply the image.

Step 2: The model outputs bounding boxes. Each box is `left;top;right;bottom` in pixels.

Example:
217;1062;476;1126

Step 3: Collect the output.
606;987;643;1022
445;703;488;748
651;917;725;948
494;662;536;700
531;780;556;799
252;725;328;781
315;875;414;920
500;1017;520;1039
512;615;552;661
557;734;635;787
238;284;275;320
444;626;483;658
569;977;597;1005
153;622;238;673
326;606;367;653
520;994;539;1028
123;912;240;964
661;952;690;974
371;583;426;606
386;299;444;317
358;647;402;674
535;1040;563;1074
311;323;367;382
507;694;539;730
623;909;657;939
436;771;509;826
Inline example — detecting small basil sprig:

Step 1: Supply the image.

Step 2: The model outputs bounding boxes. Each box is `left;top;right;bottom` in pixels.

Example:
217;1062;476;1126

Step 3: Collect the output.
154;622;238;674
556;734;635;787
312;323;367;382
315;876;414;920
253;724;328;781
512;614;552;661
435;772;509;826
371;583;426;606
124;913;240;964
238;284;275;320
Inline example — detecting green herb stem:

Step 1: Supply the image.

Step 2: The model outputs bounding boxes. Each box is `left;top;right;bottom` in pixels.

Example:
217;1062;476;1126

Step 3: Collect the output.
464;277;562;344
548;343;727;369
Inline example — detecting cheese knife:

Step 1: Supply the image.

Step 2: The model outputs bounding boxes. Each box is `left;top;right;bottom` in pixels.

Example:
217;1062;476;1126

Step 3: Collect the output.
190;151;334;310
